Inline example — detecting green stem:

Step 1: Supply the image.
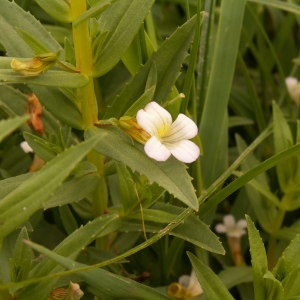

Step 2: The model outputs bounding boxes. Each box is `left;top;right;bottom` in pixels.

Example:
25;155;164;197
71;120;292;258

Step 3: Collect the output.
71;0;98;128
2;208;194;290
71;1;107;236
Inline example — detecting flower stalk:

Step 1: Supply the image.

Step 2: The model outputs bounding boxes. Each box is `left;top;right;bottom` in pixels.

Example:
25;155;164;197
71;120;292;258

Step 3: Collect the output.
215;215;247;266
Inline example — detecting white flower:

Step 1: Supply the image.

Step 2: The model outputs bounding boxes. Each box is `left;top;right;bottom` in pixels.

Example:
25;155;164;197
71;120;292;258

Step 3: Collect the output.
179;270;203;297
168;270;203;299
285;77;300;105
20;141;33;153
47;281;84;300
215;214;247;238
136;102;200;163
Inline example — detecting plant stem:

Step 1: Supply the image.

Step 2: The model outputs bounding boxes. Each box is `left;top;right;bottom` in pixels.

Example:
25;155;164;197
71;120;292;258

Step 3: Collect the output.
71;0;98;128
71;2;107;230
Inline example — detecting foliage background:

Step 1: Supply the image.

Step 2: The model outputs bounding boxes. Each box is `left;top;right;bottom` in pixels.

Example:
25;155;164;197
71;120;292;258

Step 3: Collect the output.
0;0;300;299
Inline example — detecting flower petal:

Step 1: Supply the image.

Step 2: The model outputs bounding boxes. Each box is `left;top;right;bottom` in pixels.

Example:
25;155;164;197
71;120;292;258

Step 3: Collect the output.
285;77;300;105
144;136;171;161
236;219;247;229
169;140;200;163
227;228;247;238
178;275;190;288
187;270;203;296
215;224;227;233
164;113;198;141
20;141;34;153
136;102;172;136
223;214;235;228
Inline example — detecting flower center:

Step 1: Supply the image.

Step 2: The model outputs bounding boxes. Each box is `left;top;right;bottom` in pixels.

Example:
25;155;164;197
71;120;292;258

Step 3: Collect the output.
156;124;170;138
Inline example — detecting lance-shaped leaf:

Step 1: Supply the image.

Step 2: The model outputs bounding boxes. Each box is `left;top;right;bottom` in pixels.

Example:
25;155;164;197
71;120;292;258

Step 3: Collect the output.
0;0;62;57
34;0;72;23
199;0;246;186
93;0;154;76
73;0;112;26
0;134;104;245
246;215;268;300
18;213;119;300
10;227;34;282
23;240;172;300
188;252;235;300
0;116;29;143
154;203;224;254
263;272;284;300
86;127;198;211
104;15;196;118
273;232;300;282
272;102;300;193
0;69;88;88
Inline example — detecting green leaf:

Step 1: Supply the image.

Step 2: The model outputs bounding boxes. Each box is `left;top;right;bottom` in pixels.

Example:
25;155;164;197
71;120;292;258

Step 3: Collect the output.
249;0;300;15
85;127;199;211
0;174;32;199
200;142;300;217
281;265;300;298
104;15;196;118
15;28;53;55
0;134;104;245
0;85;28;116
236;136;279;233
44;174;99;209
188;252;235;300
281;188;300;211
29;86;84;129
218;266;253;289
10;228;34;282
73;0;112;26
18;213;119;300
172;215;224;254
246;215;268;300
93;0;154;76
0;0;62;57
199;0;247;186
272;102;299;193
129;209;178;224
22;132;61;162
0;69;88;88
114;163;143;212
0;116;29;143
273;232;300;281
0;171;98;211
34;0;72;23
153;203;224;254
23;240;172;300
263;271;285;300
124;85;156;116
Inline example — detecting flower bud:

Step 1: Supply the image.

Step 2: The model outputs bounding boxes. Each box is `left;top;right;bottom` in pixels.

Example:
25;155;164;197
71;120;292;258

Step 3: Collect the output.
118;116;151;144
11;52;57;76
46;282;84;300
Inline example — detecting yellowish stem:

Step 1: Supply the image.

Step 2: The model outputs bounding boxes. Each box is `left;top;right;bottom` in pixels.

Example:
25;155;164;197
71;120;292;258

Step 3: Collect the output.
70;2;108;243
70;0;98;128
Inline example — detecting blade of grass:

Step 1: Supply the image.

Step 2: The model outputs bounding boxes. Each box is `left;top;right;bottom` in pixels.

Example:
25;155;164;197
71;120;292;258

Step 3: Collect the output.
0;116;29;142
249;0;300;15
200;143;300;216
199;0;247;187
